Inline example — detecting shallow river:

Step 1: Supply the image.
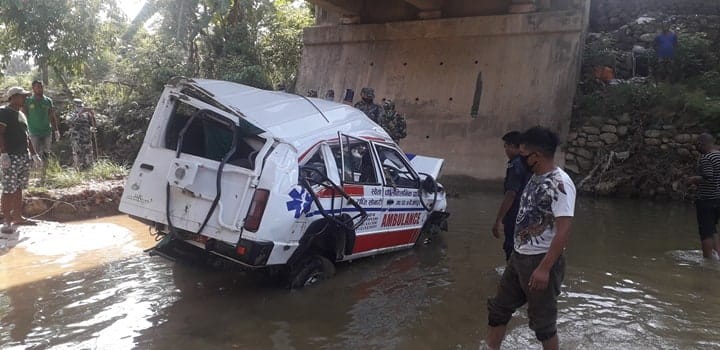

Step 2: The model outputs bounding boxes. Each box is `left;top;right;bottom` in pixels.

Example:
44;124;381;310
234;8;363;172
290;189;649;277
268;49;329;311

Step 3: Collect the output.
1;192;719;349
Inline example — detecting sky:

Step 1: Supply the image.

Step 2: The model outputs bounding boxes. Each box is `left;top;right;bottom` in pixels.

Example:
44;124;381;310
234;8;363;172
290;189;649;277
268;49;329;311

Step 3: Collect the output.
117;0;146;20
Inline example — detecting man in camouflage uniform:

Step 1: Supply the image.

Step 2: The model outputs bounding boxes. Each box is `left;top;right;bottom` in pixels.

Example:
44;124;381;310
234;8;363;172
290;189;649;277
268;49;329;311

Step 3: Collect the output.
68;98;96;170
354;87;382;123
380;99;407;143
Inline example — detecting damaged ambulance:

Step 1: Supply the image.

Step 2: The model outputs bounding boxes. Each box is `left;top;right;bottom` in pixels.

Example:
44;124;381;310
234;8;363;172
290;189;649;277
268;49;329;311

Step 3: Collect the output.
120;78;450;288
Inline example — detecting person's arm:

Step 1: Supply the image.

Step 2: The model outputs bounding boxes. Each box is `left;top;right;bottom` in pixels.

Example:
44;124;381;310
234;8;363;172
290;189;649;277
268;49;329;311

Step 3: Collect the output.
50;107;59;133
27;134;37;155
689;157;711;184
0;124;7;154
492;191;516;238
529;216;572;291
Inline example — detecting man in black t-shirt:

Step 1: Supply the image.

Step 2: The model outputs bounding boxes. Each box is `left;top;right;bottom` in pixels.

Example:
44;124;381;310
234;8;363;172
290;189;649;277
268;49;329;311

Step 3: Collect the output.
0;87;43;234
492;131;531;260
688;133;720;259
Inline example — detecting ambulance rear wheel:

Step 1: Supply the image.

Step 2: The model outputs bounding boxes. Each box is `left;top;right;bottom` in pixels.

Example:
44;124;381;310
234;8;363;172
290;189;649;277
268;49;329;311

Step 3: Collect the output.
288;254;335;289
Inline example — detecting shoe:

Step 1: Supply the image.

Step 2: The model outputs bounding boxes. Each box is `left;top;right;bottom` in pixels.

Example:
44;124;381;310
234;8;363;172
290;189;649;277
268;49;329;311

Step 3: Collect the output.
14;217;38;226
1;224;16;234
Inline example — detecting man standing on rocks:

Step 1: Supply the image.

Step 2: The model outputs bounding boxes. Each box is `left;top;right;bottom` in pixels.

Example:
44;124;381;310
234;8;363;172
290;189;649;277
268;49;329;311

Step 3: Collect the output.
492;131;531;261
654;27;678;81
688;133;720;259
487;126;576;350
1;87;43;233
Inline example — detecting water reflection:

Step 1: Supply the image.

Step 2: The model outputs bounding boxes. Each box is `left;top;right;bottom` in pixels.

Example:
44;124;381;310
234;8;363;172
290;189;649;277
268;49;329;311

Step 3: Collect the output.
0;194;719;349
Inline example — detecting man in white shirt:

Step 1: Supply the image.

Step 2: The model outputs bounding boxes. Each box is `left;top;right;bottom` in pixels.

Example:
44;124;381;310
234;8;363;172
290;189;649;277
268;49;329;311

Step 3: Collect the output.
486;126;576;350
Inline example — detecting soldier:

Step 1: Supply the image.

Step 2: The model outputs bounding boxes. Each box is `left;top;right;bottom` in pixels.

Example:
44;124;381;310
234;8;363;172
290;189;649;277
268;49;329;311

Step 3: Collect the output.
68;98;96;170
354;87;382;123
380;99;407;143
306;89;318;98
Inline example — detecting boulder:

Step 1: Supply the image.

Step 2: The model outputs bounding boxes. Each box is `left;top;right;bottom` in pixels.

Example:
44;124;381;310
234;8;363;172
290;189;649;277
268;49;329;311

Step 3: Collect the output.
617;126;629;137
644;130;661;138
645;138;662;146
581;126;601;135
600;133;619;144
674;134;692;144
601;125;617;133
575;148;594;159
617;113;632;124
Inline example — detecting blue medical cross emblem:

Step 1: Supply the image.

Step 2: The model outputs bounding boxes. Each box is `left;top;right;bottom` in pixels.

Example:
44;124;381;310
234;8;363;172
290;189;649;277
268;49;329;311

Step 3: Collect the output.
286;187;312;218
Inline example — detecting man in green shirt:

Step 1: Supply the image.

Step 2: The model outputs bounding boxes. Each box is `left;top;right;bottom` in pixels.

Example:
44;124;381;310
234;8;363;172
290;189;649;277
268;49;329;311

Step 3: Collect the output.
23;80;59;182
1;87;43;233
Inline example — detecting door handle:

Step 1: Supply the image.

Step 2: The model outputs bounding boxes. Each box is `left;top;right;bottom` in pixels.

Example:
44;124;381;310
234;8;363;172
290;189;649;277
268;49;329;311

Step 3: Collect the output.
140;163;154;171
386;199;395;205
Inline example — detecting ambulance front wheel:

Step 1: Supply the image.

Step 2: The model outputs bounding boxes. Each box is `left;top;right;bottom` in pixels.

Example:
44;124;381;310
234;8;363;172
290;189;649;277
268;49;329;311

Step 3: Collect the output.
288;254;336;289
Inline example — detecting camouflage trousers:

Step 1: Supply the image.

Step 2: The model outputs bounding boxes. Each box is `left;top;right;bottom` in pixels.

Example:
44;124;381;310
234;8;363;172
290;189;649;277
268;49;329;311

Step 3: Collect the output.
72;138;95;170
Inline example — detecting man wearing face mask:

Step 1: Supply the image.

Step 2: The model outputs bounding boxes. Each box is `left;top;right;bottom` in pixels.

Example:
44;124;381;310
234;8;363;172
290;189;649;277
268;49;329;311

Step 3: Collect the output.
68;98;97;170
354;87;382;123
0;87;43;233
487;126;576;350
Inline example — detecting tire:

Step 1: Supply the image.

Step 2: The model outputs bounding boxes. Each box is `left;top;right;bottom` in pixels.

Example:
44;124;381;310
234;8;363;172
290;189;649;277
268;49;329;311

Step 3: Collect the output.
288;254;336;289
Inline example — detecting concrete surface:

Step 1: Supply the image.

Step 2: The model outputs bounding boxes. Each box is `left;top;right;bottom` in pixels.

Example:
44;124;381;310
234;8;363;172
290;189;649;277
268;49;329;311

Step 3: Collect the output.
297;2;590;179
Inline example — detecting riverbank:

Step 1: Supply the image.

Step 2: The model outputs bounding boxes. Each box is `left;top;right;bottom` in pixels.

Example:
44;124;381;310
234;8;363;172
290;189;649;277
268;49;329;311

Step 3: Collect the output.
23;180;125;222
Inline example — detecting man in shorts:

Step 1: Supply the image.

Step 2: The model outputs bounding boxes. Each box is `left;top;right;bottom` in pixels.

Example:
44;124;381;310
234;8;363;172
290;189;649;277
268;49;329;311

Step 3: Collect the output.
1;87;43;233
23;80;60;182
486;126;576;350
687;133;720;259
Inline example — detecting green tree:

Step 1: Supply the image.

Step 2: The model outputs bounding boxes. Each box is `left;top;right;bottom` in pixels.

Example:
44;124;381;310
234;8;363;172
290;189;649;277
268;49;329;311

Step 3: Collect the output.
260;0;314;89
0;0;124;86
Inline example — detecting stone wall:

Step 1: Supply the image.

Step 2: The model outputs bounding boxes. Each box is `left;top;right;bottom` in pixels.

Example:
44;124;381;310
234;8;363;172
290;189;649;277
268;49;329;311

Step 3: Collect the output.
590;0;720;32
565;112;710;199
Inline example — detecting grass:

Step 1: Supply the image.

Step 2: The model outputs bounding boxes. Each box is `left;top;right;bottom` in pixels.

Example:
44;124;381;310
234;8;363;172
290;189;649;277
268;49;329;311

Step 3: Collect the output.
30;158;128;190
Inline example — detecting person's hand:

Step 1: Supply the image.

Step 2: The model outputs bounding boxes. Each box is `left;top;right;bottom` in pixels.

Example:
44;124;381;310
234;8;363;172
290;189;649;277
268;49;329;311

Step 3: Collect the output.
492;221;502;238
529;266;550;291
686;176;702;185
0;153;10;169
54;130;61;141
32;154;43;169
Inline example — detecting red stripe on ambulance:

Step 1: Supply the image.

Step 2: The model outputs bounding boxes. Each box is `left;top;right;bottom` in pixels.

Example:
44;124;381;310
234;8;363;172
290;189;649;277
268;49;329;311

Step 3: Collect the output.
316;185;365;198
352;228;420;253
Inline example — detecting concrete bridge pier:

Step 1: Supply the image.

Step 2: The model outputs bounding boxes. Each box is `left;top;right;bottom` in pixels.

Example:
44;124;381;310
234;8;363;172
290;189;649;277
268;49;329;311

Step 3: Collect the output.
298;0;591;179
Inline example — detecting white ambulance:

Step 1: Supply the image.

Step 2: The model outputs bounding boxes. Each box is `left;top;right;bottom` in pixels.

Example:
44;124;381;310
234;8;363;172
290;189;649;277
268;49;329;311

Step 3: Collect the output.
120;78;449;288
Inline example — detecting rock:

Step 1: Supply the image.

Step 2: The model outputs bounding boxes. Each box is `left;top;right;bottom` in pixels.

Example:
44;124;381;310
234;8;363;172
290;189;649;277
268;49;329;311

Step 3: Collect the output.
677;148;691;157
586;141;604;148
605;118;619;125
618;113;632;125
589;116;604;126
660;144;669;150
617;126;629;137
601;125;617;133
581;126;601;135
588;134;599;142
674;134;692;144
600;133;619;144
578;132;587;138
566;153;576;161
24;198;50;217
661;137;670;144
577;157;594;170
615;151;630;160
565;163;580;174
644;130;661;138
662;125;675;130
53;202;78;216
645;138;662;146
568;132;578;140
639;33;655;42
576;138;587;147
575;148;594;159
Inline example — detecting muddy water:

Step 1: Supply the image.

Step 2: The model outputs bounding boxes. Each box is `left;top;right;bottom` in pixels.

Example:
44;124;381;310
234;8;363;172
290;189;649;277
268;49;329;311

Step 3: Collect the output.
1;192;720;349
